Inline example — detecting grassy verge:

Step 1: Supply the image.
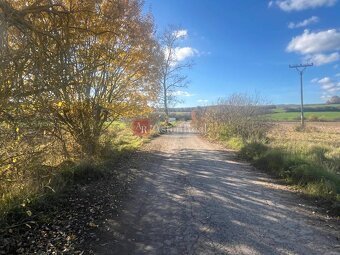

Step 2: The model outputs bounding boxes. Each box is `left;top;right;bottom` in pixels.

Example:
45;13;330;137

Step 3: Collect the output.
236;124;340;215
240;143;340;198
0;121;145;227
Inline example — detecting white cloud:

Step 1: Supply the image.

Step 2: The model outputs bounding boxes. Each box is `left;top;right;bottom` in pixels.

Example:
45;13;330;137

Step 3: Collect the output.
164;46;198;66
288;16;319;29
270;0;337;11
174;47;197;62
287;29;340;66
287;29;340;54
315;76;340;94
305;52;340;66
336;73;340;77
172;90;193;97
173;30;188;38
197;99;208;103
321;93;332;100
318;77;332;84
163;29;198;66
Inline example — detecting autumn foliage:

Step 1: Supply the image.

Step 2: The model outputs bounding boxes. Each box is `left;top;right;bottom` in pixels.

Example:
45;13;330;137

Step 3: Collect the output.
0;0;161;216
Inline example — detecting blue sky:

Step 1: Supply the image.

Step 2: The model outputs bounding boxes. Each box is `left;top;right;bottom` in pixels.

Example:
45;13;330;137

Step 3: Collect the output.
144;0;340;107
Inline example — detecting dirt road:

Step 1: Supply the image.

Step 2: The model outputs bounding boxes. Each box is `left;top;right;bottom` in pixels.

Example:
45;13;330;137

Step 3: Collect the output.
95;123;339;255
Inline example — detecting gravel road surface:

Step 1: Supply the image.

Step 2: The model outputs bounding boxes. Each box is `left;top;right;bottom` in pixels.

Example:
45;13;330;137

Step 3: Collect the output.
95;123;340;255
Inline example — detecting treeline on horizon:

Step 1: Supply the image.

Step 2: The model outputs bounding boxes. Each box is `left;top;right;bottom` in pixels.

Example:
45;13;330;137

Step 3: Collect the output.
166;103;340;113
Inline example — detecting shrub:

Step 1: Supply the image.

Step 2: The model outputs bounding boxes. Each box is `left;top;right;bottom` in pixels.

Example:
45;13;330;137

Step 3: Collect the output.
239;142;268;160
226;137;244;150
194;93;272;143
305;180;337;200
253;149;286;176
0;120;144;222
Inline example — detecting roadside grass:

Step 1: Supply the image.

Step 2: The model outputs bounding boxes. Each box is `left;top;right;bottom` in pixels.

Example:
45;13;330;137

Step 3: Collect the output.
238;122;340;215
0;121;144;226
219;136;245;150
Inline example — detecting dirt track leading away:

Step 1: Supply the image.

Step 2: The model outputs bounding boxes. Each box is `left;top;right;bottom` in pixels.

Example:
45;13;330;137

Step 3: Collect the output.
95;123;340;255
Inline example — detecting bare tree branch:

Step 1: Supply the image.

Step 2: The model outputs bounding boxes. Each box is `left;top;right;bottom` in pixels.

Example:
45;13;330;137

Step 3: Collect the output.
158;25;193;118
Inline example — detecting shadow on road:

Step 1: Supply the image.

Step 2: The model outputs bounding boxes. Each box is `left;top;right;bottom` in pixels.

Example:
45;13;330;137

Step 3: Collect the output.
94;133;339;255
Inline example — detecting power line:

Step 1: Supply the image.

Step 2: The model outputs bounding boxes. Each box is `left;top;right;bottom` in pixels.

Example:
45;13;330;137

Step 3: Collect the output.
289;63;313;127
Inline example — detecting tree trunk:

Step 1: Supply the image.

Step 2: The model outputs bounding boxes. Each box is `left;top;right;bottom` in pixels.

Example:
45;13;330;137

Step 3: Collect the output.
163;79;169;120
78;134;99;158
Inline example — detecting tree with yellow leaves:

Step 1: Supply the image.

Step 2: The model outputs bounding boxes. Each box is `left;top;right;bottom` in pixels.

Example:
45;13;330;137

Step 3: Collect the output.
0;0;161;156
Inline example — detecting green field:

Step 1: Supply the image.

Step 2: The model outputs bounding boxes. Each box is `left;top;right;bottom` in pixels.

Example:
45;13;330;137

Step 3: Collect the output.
166;104;340;122
267;111;340;121
267;104;340;121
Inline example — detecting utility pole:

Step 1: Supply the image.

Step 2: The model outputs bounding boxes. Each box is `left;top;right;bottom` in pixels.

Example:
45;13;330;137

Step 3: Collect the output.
289;63;313;127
